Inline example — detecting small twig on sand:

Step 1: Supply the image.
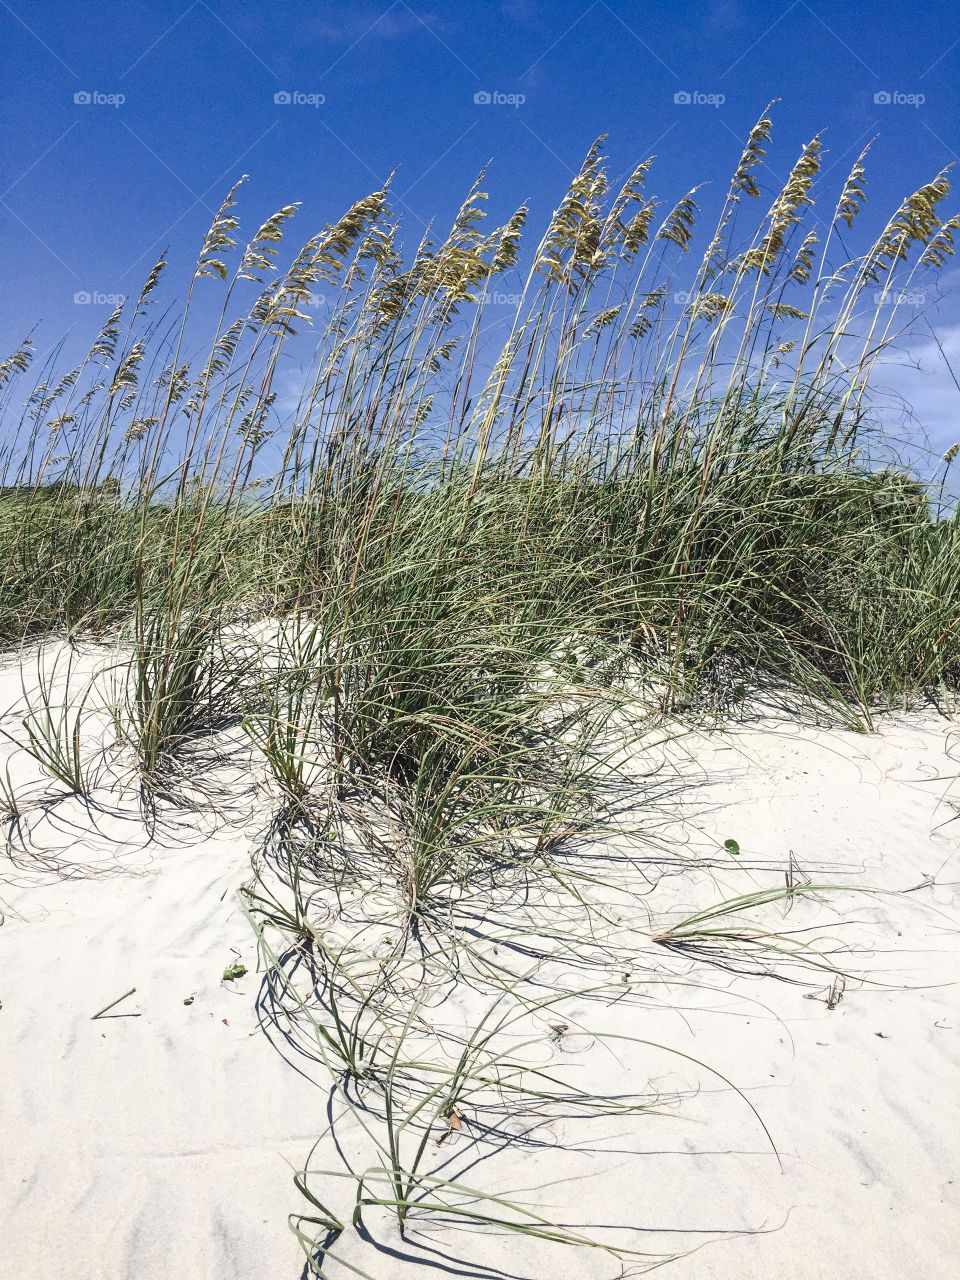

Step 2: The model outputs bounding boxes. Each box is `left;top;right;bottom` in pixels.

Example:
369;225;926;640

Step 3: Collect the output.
903;874;935;893
803;974;845;1010
91;987;140;1019
825;975;845;1010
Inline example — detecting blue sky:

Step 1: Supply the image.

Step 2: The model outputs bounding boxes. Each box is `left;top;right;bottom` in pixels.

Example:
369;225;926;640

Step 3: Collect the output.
2;0;959;451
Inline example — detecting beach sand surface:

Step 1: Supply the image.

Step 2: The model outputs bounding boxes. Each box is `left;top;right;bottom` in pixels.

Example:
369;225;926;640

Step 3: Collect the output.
1;647;958;1279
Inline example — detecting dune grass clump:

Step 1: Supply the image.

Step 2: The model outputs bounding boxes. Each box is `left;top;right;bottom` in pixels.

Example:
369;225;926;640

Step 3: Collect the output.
2;107;959;1271
0;113;957;723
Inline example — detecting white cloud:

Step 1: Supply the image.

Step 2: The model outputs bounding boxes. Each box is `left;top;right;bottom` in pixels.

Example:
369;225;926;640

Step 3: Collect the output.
858;265;960;472
873;320;960;466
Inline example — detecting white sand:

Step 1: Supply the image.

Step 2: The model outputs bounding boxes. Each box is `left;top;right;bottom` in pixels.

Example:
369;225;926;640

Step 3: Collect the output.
1;648;958;1279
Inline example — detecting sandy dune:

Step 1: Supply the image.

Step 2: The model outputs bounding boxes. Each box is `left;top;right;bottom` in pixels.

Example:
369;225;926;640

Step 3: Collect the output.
2;650;958;1279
